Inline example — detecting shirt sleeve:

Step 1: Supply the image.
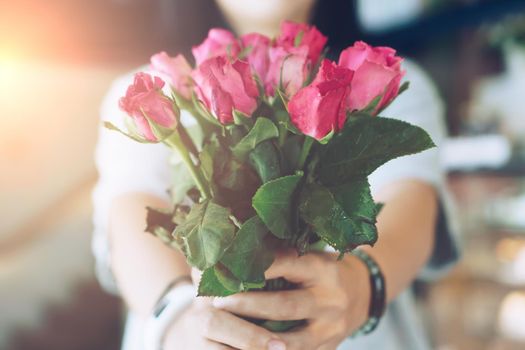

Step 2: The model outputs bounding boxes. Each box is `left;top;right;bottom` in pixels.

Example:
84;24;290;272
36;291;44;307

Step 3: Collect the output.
368;60;461;280
91;72;173;294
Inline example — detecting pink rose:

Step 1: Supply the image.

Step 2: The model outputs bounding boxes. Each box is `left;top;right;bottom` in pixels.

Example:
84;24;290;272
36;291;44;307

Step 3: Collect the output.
266;45;309;97
119;73;178;142
339;41;405;113
240;33;271;83
276;21;327;63
192;28;241;66
288;60;354;140
192;56;259;124
150;52;193;100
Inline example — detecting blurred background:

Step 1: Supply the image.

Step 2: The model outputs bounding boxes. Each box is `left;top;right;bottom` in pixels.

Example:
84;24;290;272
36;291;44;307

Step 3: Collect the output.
1;0;525;349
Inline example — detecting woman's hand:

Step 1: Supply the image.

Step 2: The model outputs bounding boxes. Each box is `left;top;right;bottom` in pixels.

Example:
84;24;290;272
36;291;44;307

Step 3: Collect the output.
163;286;287;350
212;251;371;350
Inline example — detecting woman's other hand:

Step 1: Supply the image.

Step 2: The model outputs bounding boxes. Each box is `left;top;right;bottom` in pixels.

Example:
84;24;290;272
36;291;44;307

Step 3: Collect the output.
163;282;287;350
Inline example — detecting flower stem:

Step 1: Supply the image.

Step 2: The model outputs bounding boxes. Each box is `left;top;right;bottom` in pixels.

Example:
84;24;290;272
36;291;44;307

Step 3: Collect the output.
277;124;287;147
297;136;314;170
165;131;211;200
176;124;199;157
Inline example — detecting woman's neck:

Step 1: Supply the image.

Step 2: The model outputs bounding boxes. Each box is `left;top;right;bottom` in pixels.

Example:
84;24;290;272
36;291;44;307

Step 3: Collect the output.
215;0;315;37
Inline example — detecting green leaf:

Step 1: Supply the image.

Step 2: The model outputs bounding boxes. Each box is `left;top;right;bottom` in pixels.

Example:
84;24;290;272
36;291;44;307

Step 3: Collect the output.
360;95;382;115
169;162;195;204
215;264;266;292
214;264;244;292
398;81;410;96
198;267;237;297
233;110;255;129
199;137;228;182
280;135;302;174
145;206;176;244
248;140;282;183
375;202;385;215
331;180;379;238
273;91;300;135
231;117;279;160
274;109;300;134
200;135;260;195
143;109;178;142
221;216;275;282
103;121;149;143
317;116;435;186
298;181;378;253
218;158;256;190
198;264;266;297
317;129;334;145
191;92;222;126
252;173;303;239
170;88;193;111
261;320;306;333
377;81;410;114
173;200;236;270
294;30;304;47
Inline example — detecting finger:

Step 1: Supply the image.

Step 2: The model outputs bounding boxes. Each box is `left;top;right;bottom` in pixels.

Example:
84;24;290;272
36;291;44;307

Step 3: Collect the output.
281;321;342;350
265;251;321;284
318;341;341;350
279;327;319;350
213;289;316;320
202;308;286;350
204;340;235;350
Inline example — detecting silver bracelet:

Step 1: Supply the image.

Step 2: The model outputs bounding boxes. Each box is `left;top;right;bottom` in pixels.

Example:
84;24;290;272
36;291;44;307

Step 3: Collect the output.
143;276;195;350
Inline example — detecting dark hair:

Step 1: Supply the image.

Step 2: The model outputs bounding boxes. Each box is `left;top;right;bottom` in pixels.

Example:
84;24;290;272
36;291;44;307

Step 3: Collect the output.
160;0;361;58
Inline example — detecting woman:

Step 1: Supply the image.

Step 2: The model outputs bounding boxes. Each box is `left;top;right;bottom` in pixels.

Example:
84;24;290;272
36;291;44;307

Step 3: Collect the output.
92;0;460;349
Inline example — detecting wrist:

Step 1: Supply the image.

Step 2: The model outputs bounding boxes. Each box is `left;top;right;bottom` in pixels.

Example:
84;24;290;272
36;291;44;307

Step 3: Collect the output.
144;276;195;350
343;254;371;332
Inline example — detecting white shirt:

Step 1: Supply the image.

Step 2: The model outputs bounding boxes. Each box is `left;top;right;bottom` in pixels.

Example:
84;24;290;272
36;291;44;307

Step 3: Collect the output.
92;60;460;350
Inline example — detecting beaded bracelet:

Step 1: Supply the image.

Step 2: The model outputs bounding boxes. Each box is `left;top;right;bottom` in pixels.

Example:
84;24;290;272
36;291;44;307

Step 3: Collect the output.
351;249;386;336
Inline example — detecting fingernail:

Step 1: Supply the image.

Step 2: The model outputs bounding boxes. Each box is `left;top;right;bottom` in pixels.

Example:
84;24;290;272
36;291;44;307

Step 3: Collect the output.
268;339;286;350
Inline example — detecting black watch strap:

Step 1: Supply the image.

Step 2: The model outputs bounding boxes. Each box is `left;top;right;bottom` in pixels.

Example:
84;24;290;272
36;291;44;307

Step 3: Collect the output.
152;275;193;317
351;249;386;336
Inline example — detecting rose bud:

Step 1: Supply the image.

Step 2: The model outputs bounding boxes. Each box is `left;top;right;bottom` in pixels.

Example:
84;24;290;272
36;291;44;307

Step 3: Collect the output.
288;60;354;140
150;51;193;100
266;45;309;97
118;72;178;142
192;56;259;124
192;28;241;66
240;33;271;83
276;21;327;64
339;41;405;113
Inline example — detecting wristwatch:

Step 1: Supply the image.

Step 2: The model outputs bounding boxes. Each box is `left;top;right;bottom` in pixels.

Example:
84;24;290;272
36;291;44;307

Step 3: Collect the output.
143;275;195;350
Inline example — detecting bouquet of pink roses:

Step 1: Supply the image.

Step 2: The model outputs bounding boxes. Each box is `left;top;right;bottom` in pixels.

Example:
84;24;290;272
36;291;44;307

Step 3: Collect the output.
106;21;434;331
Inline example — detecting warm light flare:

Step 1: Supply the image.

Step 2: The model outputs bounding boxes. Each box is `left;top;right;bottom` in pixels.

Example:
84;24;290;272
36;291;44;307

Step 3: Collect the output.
498;291;525;341
496;238;525;263
0;50;23;96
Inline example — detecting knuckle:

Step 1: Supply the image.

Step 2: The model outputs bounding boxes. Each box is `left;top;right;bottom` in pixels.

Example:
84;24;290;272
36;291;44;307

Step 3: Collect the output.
201;310;220;337
231;295;246;310
309;254;324;270
331;320;348;338
245;330;269;349
280;295;299;319
336;289;351;310
320;288;346;313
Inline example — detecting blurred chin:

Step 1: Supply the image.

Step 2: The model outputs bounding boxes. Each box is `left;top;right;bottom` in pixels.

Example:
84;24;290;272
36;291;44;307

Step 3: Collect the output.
217;0;315;21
